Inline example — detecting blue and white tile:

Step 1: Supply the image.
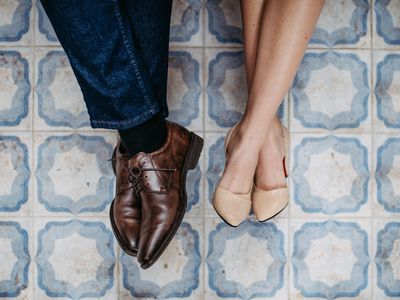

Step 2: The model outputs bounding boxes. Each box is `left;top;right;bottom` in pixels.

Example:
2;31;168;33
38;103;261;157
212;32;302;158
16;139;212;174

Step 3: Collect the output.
205;49;288;131
33;132;116;217
205;0;242;47
167;48;203;132
205;49;246;130
310;0;371;49
119;218;203;300
373;219;400;299
291;50;371;133
34;217;117;299
290;218;372;300
0;48;33;130
185;131;204;217
34;48;91;131
0;133;32;216
374;50;400;132
205;217;288;300
0;217;32;299
290;133;372;217
170;0;204;47
34;0;59;46
374;134;400;217
0;0;33;45
373;0;400;49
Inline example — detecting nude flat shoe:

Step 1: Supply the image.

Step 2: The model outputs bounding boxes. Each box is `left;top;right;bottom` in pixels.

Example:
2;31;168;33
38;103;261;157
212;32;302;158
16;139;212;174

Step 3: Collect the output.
252;125;290;222
212;122;252;227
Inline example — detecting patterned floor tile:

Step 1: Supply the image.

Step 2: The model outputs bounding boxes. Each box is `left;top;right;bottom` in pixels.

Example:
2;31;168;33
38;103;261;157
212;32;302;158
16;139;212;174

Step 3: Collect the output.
291;50;371;133
374;50;400;132
290;133;372;217
0;0;33;46
34;0;59;46
205;48;289;131
205;0;242;47
0;48;33;130
34;217;117;299
290;218;372;299
185;131;204;217
373;0;400;49
205;218;288;300
373;218;400;299
34;132;116;216
310;0;371;48
34;48;91;131
374;134;400;217
205;48;246;130
0;218;32;299
170;0;204;47
0;133;32;216
167;48;203;132
119;218;203;299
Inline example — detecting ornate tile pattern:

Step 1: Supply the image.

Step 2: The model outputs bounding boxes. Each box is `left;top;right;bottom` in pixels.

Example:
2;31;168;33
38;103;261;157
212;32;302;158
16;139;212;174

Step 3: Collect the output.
374;220;400;298
35;50;90;129
292;135;371;216
375;52;400;129
0;221;30;297
0;1;398;299
35;134;114;214
310;0;370;48
292;220;370;299
0;0;32;44
374;0;400;47
291;51;370;131
0;135;30;213
206;219;287;299
35;219;115;298
0;50;31;127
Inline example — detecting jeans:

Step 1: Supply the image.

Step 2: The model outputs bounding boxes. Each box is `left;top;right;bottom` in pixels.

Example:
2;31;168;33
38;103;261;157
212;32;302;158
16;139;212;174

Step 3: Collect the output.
40;0;173;129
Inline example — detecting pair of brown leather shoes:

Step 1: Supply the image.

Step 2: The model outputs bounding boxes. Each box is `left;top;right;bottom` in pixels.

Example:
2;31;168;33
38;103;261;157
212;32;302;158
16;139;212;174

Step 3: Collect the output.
109;120;203;269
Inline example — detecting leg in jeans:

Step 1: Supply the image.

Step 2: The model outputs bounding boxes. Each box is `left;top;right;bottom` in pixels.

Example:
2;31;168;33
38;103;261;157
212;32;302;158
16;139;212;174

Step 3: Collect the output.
40;0;173;130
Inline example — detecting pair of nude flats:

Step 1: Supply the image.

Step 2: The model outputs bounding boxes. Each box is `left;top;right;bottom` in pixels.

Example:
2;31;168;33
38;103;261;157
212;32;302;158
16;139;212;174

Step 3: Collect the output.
212;122;289;227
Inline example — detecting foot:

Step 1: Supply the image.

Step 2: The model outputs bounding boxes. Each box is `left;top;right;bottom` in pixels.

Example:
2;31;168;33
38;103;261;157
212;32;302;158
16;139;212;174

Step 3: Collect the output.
254;117;287;190
217;120;262;195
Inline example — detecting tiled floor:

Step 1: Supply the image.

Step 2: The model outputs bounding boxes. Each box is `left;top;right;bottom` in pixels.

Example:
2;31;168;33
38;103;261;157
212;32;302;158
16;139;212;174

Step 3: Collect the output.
0;0;399;299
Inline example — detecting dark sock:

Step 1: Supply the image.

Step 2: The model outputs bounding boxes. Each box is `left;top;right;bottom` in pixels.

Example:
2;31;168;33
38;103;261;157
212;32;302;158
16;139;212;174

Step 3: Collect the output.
118;113;168;158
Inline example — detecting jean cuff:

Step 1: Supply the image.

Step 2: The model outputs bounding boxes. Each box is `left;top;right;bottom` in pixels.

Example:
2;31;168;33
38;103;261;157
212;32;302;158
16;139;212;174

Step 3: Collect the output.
89;106;169;130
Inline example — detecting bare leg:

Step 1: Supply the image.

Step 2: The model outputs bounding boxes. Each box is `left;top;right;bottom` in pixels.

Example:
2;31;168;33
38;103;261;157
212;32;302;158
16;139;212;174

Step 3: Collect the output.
218;0;324;194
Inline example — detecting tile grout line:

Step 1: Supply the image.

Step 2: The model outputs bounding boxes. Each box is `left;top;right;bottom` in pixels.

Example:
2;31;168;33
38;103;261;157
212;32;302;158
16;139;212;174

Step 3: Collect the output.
370;1;375;297
31;3;36;298
201;1;207;298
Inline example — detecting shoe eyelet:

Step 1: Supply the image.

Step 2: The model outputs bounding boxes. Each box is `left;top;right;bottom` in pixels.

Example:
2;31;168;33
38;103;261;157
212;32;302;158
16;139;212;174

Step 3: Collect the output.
130;167;141;176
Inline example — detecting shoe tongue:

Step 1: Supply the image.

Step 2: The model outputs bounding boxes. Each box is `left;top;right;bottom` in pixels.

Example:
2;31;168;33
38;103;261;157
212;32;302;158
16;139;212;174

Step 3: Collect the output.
128;152;148;168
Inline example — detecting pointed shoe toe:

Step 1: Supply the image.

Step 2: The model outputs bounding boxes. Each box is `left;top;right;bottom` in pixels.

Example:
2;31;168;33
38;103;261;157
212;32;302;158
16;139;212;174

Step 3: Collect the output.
251;185;289;222
212;185;252;227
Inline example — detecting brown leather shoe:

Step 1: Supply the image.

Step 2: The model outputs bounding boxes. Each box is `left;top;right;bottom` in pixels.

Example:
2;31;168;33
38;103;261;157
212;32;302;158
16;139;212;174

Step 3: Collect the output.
127;120;203;269
109;141;141;256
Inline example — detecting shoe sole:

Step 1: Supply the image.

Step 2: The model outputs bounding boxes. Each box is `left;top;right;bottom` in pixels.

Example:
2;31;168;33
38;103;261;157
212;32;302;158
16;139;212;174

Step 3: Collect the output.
140;131;204;269
257;201;289;223
109;147;138;256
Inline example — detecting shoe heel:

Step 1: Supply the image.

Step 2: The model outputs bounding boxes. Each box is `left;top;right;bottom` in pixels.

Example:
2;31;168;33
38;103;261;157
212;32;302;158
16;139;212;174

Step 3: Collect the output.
187;132;204;170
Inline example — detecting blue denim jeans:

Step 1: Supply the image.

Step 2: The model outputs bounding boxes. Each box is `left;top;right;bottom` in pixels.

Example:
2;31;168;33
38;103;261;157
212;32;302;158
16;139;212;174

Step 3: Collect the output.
40;0;173;129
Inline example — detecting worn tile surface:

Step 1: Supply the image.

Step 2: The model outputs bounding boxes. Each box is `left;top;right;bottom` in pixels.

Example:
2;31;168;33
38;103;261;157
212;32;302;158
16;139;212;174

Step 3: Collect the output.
0;0;399;299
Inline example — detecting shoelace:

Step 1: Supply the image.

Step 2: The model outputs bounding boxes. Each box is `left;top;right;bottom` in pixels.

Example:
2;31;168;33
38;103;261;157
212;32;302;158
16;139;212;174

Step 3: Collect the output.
109;156;176;195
